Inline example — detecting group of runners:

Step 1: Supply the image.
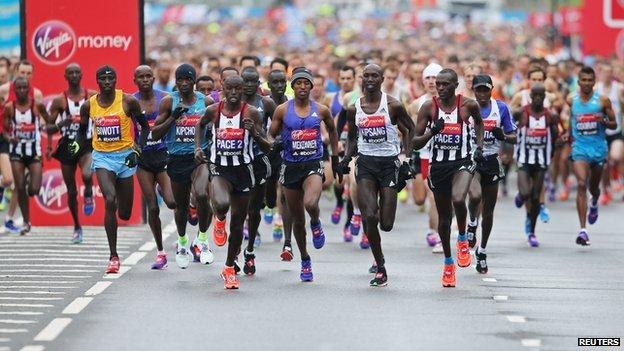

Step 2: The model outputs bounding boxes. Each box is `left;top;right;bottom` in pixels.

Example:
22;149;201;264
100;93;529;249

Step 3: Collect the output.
0;54;619;289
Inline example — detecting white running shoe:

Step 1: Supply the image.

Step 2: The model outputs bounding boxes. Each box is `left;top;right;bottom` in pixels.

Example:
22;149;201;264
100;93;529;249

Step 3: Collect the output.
176;244;191;269
200;242;215;264
432;241;443;254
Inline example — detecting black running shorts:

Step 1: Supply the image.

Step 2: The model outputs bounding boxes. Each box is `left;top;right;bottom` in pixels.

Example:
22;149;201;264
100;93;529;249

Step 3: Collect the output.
428;158;474;196
355;154;401;189
279;159;324;190
138;149;168;174
209;163;254;194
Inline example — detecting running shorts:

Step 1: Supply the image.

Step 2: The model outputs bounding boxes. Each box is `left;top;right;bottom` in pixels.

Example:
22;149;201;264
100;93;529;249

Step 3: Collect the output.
355;154;401;189
252;154;272;187
279;159;324;190
476;154;505;186
209;163;254;194
53;137;93;165
138;149;168;174
166;153;197;184
428;158;474;196
92;149;136;178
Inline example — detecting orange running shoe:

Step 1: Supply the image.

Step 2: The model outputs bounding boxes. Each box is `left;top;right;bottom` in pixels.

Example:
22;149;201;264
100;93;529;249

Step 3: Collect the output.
456;241;471;268
599;192;612;206
442;263;456;288
221;266;239;289
558;188;569;201
106;256;120;274
212;217;228;247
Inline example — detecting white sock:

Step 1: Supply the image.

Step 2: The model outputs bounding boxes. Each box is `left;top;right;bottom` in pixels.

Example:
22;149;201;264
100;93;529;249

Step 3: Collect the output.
469;218;477;227
580;227;587;232
158;250;166;256
353;208;361;215
478;247;486;254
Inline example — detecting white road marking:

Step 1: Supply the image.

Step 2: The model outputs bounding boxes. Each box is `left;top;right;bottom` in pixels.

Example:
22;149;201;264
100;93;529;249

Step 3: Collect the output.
506;315;527;323
0;286;73;289
122;252;146;266
521;339;541;347
0;328;28;333
0;304;54;308
0;338;9;342
0;297;63;301
493;295;508;301
0;264;102;268
0;319;36;324
0;312;43;316
0;244;129;248
33;318;72;341
103;266;131;279
84;281;112;296
20;346;45;351
0;269;98;273
0;258;103;262
482;277;497;282
0;281;79;284
0;274;91;278
62;297;93;315
138;242;156;251
0;291;64;295
0;250;128;255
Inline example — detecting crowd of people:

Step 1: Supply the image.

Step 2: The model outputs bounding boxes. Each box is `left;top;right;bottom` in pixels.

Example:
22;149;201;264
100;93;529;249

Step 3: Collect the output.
0;15;622;289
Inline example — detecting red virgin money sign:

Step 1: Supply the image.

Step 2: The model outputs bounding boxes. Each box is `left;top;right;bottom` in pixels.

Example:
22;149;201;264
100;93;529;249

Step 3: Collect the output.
23;0;143;96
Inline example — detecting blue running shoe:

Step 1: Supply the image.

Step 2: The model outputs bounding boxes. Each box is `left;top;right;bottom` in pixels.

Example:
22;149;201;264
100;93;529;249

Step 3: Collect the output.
263;206;274;224
539;204;550;223
300;259;313;282
254;233;261;248
311;221;325;249
71;228;83;244
588;204;598;225
330;205;343;224
83;196;95;216
4;220;20;234
524;216;531;235
273;222;283;241
576;230;591;246
514;193;524;208
527;233;539;247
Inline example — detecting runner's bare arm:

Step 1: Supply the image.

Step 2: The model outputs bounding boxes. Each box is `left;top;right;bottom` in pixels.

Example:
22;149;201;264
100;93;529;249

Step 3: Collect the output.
342;106;357;160
319;105;339;156
151;95;174;140
268;103;286;139
244;106;271;153
600;96;617;130
467;100;484;149
549;112;560;145
34;88;43;105
46;95;67;134
262;96;277;123
194;105;216;163
124;94;149;149
510;92;522;110
389;97;415;153
412;100;434;150
3;102;13;142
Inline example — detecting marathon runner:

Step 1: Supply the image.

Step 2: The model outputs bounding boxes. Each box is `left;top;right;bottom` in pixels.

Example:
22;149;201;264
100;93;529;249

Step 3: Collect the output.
132;65;178;269
342;64;415;286
195;74;270;289
151;64;214;269
513;84;559;248
269;67;341;282
466;74;517;273
2;76;49;236
412;68;484;288
47;63;97;243
567;66;617;246
74;65;149;273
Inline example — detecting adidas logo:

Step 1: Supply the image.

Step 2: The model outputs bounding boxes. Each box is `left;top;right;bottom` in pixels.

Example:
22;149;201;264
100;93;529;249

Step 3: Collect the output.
257;106;263;112
226;120;233;126
389;181;395;186
380;108;387;113
311;112;318;117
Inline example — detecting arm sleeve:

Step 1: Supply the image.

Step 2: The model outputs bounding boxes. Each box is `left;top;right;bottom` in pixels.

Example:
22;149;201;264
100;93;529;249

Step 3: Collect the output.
498;101;516;133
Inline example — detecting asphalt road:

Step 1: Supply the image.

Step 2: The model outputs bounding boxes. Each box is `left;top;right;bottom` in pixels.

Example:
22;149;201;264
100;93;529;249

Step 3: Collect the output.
2;187;624;351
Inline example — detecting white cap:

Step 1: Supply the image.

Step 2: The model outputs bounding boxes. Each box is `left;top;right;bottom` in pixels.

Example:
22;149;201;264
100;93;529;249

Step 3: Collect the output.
423;63;443;79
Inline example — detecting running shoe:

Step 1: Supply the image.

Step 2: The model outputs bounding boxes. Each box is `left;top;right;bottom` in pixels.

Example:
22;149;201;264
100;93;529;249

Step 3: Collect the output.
360;233;370;249
576;230;591;246
456;240;471;268
243;249;256;275
254;233;262;248
524;216;531;235
588;204;599;225
514;193;524;208
432;241;443;254
4;220;19;234
558;188;570;201
311;221;325;249
221;266;239;289
539;204;550;223
426;231;438;247
272;219;283;241
106;256;120;274
547;183;556;203
599;192;612;206
280;245;294;261
243;222;249;241
442;263;456;288
368;261;378;274
175;244;191;269
527;233;539;248
71;228;83;244
191;238;201;262
343;226;353;242
212;217;227;247
475;250;487;274
20;223;31;236
467;224;478;249
83;195;95;216
188;205;198;226
331;205;343;224
300;259;313;282
233;259;241;275
350;214;362;236
151;254;168;270
199;242;214;265
398;188;408;203
370;270;388;287
263;206;274;224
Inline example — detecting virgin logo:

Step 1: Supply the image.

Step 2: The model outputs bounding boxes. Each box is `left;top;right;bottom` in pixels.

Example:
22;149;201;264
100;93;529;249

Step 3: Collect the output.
291;129;316;140
32;20;76;66
36;169;68;214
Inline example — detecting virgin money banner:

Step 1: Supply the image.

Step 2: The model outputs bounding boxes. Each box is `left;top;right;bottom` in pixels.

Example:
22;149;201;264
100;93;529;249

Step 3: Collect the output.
581;0;624;58
23;0;143;225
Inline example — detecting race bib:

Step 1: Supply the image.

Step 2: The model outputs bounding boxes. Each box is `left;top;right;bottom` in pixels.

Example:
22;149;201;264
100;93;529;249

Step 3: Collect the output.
215;128;245;156
525;128;548;149
175;114;200;143
64;115;81;139
95;115;121;142
291;129;318;157
145;120;159;146
576;114;599;136
433;122;461;151
358;115;387;143
482;119;498;145
15;123;36;141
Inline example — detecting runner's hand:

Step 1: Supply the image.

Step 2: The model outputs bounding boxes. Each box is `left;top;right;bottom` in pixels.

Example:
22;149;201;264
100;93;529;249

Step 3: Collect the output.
243;118;257;136
492;127;506;141
69;140;80;155
473;147;485;163
124;148;140;168
408;149;419;174
172;106;188;120
194;148;207;164
271;135;283;154
430;118;445;135
331;155;343;183
337;156;351;178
